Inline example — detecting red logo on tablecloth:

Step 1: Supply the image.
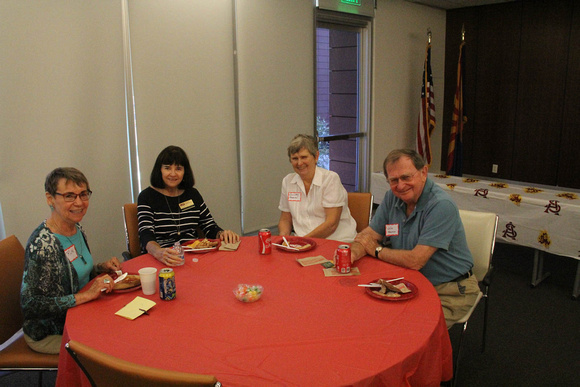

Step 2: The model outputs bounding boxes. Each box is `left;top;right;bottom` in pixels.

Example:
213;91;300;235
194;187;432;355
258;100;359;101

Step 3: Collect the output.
502;222;517;240
544;200;561;215
474;188;488;198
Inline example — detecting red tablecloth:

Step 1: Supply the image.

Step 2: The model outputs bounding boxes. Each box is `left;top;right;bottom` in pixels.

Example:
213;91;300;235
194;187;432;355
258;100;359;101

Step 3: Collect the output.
56;236;452;386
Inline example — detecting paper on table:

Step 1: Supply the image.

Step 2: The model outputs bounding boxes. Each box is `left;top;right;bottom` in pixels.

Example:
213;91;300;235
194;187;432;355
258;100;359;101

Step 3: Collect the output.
115;296;156;320
296;255;332;267
219;240;241;251
323;267;361;277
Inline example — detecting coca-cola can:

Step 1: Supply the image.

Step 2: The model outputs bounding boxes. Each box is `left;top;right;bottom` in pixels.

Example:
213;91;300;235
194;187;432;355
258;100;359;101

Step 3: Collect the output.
258;229;272;255
334;244;351;274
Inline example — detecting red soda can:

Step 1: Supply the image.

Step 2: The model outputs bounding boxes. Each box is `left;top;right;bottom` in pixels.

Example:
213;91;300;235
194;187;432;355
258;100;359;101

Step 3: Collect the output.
334;244;351;274
258;229;272;255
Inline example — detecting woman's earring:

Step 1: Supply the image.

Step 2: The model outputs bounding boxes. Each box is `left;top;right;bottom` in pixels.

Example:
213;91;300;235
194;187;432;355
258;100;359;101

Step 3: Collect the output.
49;205;54;210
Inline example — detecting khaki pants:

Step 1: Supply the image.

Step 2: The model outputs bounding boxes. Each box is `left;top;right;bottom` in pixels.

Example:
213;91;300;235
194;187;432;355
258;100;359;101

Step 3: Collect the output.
24;333;62;354
434;274;480;329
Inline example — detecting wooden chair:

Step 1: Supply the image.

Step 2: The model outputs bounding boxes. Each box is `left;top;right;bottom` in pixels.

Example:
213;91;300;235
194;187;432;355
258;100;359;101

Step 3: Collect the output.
65;340;219;387
452;210;499;387
0;235;59;386
122;203;140;260
347;192;373;233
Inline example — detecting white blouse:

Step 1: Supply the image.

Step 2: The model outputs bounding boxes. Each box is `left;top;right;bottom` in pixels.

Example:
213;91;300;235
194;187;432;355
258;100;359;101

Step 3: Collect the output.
278;167;357;243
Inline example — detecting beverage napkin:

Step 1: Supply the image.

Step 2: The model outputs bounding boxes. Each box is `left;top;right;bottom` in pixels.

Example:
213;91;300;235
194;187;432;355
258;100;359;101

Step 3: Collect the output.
219;240;241;251
296;255;332;267
323;267;361;277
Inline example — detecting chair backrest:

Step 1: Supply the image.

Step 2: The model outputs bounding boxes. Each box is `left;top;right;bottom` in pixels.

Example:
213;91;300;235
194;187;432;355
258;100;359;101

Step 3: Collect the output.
458;209;499;281
65;340;218;387
347;192;373;233
122;204;141;259
0;235;25;343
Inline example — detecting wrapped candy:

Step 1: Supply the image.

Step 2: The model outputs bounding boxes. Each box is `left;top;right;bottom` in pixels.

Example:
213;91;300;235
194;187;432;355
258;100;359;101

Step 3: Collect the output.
233;284;263;303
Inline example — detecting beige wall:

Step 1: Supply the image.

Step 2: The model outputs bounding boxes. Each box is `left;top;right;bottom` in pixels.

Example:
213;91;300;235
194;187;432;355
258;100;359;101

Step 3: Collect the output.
0;1;129;261
0;0;445;260
372;0;446;174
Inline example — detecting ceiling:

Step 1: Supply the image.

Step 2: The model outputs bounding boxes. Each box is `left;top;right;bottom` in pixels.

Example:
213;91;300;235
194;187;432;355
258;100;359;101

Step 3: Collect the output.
403;0;516;10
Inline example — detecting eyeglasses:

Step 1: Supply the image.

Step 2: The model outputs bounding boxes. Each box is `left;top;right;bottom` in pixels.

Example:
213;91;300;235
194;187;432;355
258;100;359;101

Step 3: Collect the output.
54;190;92;202
387;170;420;186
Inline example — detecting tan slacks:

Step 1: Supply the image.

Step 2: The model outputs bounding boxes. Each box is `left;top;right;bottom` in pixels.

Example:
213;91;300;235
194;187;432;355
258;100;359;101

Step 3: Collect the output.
24;333;62;354
434;274;480;329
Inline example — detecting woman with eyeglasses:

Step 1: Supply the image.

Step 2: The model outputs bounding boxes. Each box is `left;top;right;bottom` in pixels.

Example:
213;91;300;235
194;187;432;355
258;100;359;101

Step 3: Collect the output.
20;167;121;354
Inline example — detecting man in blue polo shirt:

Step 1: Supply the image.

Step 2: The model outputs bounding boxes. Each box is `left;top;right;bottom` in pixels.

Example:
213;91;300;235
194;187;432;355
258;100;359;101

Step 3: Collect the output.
351;149;479;328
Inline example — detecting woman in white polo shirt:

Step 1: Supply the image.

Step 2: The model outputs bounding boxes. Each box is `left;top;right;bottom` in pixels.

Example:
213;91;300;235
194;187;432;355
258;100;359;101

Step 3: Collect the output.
278;134;357;243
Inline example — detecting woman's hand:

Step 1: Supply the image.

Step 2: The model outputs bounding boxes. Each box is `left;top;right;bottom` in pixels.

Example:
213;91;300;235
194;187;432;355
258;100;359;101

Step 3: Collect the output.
218;230;240;244
157;247;184;266
75;274;113;306
98;257;122;273
146;241;182;266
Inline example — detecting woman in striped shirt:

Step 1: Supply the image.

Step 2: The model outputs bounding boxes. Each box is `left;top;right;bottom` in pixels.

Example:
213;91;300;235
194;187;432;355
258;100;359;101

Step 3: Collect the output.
138;146;239;266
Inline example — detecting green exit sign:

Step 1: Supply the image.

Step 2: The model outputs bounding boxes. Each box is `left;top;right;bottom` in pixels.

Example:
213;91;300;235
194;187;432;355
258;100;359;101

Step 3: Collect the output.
317;0;374;17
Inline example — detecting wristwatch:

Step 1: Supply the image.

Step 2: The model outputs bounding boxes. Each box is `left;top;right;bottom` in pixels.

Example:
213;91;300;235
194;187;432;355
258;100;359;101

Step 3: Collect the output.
374;246;384;258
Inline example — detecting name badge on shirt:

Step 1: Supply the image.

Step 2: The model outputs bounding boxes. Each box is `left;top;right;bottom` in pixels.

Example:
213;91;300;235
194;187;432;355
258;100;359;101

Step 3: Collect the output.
385;224;399;237
64;245;79;263
288;192;301;202
179;199;194;210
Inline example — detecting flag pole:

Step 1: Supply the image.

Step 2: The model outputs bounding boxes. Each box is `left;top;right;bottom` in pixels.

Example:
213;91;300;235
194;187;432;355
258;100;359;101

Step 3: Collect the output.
416;28;435;167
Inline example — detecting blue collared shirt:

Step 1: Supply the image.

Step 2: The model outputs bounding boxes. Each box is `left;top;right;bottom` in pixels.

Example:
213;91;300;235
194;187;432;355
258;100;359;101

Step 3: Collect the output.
370;178;473;285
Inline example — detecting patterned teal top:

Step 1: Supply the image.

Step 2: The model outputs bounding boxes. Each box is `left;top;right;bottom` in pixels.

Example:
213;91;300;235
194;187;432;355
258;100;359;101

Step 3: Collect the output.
20;221;92;341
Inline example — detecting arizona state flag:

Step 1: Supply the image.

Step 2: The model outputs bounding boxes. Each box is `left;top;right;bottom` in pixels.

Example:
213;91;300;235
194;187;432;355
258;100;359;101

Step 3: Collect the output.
447;40;465;176
416;42;435;166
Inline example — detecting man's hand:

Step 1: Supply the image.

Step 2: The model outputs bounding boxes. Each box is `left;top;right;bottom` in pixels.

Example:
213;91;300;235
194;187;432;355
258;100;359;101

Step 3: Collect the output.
354;232;381;257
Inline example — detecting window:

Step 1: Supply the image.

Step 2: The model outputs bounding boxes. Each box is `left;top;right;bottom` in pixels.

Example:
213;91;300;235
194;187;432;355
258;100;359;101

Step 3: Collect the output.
315;12;371;192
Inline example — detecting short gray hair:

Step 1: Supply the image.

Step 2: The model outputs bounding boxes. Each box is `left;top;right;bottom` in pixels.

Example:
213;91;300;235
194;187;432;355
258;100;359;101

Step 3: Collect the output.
45;167;90;196
383;149;426;177
287;134;318;158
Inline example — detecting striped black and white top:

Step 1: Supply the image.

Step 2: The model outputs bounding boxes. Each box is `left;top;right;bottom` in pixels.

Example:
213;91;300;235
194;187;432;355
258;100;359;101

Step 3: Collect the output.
137;187;222;252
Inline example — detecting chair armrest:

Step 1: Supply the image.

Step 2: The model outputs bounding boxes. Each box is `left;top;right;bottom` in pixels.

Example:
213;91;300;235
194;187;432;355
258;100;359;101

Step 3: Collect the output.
121;251;132;262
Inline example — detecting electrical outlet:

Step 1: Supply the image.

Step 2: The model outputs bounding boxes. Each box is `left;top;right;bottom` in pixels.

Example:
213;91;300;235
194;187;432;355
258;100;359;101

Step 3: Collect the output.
492;164;498;174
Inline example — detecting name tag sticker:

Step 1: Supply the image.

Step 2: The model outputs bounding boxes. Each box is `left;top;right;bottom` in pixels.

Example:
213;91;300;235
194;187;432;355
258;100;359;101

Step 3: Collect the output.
179;199;194;210
64;245;79;263
385;224;399;237
288;192;301;202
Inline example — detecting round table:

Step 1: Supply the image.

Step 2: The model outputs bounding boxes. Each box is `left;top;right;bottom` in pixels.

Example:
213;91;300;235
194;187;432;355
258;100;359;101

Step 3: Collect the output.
56;236;452;386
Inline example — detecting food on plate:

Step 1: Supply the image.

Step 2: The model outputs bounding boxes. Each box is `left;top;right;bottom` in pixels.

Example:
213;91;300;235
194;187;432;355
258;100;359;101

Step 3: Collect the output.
185;238;219;249
378;279;411;293
282;240;311;250
113;274;141;290
371;279;411;298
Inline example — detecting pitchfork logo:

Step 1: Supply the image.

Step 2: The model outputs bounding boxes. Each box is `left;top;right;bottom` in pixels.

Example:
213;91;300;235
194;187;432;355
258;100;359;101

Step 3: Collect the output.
474;188;488;198
544;200;561;215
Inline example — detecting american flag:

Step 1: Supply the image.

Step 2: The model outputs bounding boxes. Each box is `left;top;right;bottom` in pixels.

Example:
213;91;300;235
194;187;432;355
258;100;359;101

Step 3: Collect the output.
416;42;435;166
447;40;465;176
